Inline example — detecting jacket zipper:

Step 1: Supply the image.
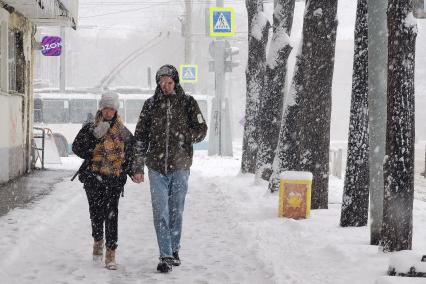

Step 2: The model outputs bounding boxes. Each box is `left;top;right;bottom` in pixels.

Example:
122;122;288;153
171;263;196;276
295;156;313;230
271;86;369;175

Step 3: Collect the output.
165;98;171;174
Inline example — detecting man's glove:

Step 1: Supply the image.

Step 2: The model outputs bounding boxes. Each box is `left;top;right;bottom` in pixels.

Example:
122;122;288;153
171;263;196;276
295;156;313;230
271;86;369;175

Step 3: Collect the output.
93;121;110;139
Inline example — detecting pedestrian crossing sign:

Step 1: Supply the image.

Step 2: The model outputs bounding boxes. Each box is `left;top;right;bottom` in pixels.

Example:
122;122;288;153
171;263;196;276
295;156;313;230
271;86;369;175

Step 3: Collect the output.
210;7;235;37
180;64;198;84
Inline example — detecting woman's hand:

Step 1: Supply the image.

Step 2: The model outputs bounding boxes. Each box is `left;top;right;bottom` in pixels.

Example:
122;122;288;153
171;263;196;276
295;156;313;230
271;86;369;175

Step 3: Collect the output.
132;173;144;183
93;121;110;138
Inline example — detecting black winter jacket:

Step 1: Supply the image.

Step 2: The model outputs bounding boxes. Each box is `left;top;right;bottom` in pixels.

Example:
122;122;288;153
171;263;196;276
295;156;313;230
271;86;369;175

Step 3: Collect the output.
72;115;135;188
133;85;208;175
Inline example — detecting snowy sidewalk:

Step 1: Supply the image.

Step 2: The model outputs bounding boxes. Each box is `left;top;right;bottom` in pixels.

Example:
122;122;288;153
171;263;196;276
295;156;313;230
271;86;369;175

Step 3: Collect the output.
0;156;273;284
0;169;74;217
1;150;426;283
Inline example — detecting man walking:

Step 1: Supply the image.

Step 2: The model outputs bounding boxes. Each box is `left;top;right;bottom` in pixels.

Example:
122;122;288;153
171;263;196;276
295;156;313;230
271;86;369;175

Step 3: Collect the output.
132;64;207;273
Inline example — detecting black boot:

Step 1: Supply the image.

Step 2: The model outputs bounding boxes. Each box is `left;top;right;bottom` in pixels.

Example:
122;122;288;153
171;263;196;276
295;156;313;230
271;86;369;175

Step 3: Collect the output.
172;251;181;266
157;257;173;273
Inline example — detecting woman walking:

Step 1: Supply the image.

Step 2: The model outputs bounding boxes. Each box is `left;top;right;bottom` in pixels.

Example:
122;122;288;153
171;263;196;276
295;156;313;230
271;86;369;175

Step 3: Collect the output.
72;92;135;270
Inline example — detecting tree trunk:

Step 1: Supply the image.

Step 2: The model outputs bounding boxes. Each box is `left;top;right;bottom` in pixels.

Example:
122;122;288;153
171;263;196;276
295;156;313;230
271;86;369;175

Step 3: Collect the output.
268;46;304;192
340;0;369;227
368;0;388;246
242;0;270;174
381;0;417;252
269;0;338;203
294;0;338;209
255;0;296;181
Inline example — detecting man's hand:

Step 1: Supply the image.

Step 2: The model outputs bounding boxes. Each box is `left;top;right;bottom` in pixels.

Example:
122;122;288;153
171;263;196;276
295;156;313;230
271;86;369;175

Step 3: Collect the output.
132;173;144;183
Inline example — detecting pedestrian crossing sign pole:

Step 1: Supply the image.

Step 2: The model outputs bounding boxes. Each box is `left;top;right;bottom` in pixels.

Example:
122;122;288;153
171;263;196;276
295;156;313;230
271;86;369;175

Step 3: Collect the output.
209;7;235;37
180;64;198;84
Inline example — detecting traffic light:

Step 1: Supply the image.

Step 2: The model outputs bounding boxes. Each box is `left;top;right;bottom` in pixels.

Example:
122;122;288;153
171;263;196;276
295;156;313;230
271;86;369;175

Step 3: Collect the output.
224;46;239;72
208;40;240;73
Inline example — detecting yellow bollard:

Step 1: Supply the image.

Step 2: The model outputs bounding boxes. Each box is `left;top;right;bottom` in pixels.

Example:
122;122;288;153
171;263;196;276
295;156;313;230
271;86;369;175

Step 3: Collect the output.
278;171;313;219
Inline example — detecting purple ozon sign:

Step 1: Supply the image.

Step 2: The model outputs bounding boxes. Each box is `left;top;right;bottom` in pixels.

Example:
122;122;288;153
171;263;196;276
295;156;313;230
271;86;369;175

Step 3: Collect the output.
41;36;62;56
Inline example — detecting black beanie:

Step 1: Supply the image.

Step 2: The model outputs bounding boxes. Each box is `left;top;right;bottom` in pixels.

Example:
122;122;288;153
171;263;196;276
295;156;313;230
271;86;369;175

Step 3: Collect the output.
156;64;180;85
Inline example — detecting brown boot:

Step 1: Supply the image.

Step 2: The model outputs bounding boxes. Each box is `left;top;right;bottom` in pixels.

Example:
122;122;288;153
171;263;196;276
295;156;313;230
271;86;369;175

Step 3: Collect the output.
93;240;104;262
105;248;117;270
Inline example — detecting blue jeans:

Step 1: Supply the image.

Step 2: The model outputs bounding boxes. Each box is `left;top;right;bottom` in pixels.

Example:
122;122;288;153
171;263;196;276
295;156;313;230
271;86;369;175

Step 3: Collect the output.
148;168;190;258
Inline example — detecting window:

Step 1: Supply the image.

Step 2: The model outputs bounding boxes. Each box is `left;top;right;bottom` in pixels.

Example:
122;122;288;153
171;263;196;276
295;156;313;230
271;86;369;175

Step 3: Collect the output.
43;99;69;123
125;99;145;123
34;98;43;123
8;30;24;93
70;99;97;123
8;30;15;91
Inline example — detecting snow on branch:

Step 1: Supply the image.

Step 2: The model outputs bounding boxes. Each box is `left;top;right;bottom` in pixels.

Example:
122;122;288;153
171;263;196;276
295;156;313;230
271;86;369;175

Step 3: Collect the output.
266;29;291;69
251;11;269;40
404;12;418;33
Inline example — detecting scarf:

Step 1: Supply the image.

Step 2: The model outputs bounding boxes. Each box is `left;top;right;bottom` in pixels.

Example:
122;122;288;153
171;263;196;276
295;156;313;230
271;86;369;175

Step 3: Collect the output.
90;117;126;177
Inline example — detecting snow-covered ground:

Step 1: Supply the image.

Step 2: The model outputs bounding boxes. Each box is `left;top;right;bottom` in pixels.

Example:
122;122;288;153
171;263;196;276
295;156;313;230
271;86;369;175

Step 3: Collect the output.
1;146;426;283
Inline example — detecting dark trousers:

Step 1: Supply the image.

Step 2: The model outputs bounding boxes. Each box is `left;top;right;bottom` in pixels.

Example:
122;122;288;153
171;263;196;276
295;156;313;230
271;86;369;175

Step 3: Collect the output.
84;182;122;250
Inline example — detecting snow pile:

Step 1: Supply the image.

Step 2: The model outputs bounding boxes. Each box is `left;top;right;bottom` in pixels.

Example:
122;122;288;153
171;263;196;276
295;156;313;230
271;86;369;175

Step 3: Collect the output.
280;170;313;181
375;276;426;284
194;147;426;283
388;250;426;275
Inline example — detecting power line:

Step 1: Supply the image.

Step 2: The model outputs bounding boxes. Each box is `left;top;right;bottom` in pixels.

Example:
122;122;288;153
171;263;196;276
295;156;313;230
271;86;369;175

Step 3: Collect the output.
80;0;176;6
79;0;274;8
79;0;275;19
80;0;250;5
79;5;159;18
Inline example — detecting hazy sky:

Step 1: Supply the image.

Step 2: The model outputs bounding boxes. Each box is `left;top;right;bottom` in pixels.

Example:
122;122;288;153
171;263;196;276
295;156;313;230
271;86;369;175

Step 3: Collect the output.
37;0;426;140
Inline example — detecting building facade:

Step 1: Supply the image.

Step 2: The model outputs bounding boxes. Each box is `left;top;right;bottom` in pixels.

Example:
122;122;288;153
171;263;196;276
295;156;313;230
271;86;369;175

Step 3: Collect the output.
0;0;78;183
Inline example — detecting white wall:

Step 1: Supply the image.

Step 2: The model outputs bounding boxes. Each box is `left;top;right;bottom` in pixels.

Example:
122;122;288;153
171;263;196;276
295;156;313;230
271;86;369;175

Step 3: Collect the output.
0;93;27;183
8;95;26;180
8;96;24;148
0;9;34;183
0;94;10;183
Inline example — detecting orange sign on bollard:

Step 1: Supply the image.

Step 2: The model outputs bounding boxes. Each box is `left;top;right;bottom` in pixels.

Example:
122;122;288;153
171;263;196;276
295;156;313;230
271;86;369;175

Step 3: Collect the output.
278;171;313;219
